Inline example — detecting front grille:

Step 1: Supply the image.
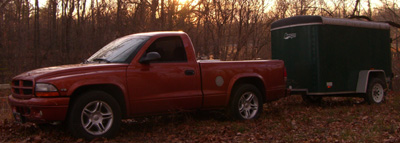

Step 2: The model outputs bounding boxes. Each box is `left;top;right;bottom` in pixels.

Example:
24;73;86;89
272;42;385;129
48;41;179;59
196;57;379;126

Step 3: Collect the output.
22;80;33;87
23;89;32;95
13;80;20;86
12;80;34;99
13;88;20;94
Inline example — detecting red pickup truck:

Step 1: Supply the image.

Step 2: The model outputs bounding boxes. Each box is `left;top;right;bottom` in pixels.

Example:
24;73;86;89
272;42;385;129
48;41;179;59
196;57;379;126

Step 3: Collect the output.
8;31;286;139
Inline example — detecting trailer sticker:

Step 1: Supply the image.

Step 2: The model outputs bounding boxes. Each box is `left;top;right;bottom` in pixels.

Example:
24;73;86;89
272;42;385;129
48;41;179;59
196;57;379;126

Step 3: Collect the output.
327;82;333;88
284;33;297;40
215;76;224;87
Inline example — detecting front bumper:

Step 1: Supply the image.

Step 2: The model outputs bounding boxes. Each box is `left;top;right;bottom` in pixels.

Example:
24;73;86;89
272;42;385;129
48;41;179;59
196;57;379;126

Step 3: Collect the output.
8;95;70;123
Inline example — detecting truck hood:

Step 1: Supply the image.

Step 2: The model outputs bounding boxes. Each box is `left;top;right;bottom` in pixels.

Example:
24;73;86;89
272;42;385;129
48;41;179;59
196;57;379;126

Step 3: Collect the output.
13;63;129;81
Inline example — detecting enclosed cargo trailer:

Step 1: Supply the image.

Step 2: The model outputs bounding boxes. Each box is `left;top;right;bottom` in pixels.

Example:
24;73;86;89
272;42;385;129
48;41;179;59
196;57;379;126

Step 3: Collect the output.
271;15;392;104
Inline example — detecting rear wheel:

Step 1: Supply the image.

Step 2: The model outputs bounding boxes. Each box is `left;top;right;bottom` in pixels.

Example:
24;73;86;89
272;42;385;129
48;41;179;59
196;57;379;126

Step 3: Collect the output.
365;78;386;104
68;91;121;140
228;84;263;120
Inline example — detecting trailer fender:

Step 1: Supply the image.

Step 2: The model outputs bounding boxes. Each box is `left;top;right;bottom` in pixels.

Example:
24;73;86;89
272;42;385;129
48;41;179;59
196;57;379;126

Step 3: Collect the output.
356;70;386;93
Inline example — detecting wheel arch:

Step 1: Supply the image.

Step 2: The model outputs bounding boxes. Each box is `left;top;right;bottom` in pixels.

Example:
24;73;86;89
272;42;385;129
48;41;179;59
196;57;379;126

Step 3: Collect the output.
67;84;128;119
356;70;387;93
226;75;266;105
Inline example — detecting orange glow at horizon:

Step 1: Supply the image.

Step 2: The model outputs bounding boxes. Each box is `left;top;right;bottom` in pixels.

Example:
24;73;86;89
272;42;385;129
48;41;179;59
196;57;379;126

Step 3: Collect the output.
177;0;199;5
178;0;188;4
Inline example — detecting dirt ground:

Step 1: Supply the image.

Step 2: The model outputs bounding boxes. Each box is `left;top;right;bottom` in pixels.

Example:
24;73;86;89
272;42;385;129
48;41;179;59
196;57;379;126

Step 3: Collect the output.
1;89;400;142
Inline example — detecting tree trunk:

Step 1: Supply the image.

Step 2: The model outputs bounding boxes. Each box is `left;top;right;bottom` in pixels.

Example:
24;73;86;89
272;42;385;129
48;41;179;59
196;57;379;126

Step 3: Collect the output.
151;0;158;30
116;0;122;36
161;0;165;30
66;0;75;63
34;0;40;67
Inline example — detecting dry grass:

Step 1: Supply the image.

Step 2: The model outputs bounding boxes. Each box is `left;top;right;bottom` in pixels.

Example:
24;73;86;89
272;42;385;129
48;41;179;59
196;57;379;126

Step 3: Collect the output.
0;89;12;122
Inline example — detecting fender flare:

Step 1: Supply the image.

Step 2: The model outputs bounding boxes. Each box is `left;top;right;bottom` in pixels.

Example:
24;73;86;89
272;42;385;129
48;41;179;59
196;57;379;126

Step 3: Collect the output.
225;73;266;105
356;70;386;93
66;78;130;115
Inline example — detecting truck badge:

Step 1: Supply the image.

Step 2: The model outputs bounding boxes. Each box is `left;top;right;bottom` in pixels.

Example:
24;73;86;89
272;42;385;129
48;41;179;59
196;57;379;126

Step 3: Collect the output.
284;33;296;40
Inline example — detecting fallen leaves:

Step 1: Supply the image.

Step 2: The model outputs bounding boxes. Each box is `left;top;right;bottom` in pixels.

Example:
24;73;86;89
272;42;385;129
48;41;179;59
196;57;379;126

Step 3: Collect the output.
22;135;41;143
1;92;400;142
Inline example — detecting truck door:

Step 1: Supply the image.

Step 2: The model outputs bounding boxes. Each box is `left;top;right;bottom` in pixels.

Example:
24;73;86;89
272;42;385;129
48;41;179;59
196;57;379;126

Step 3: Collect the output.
126;36;202;115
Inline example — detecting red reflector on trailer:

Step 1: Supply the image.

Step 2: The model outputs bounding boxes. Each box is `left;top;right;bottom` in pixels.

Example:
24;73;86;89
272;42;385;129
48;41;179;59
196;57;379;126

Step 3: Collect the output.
326;82;333;89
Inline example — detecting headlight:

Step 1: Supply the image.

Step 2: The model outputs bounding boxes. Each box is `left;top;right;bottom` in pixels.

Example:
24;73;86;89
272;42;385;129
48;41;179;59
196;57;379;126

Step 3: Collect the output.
35;83;58;92
35;83;59;97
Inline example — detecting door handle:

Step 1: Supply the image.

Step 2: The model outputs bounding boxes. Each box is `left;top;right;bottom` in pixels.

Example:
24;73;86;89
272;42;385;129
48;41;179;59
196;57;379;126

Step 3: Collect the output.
185;70;195;76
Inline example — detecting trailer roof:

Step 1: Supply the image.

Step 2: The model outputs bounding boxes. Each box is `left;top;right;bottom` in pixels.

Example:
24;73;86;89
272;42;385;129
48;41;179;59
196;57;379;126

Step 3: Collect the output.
271;15;390;31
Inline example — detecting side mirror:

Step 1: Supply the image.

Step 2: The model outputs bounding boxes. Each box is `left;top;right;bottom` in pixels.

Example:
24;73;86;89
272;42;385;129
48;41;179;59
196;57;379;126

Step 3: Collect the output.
139;52;161;64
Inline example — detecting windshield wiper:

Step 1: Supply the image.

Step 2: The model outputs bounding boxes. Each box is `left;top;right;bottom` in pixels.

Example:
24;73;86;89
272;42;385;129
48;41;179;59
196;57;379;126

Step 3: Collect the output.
92;58;111;63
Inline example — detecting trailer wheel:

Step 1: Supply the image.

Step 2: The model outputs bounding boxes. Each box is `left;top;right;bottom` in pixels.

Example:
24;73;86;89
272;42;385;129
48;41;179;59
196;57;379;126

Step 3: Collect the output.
301;95;322;104
68;91;121;140
365;78;386;104
228;84;263;120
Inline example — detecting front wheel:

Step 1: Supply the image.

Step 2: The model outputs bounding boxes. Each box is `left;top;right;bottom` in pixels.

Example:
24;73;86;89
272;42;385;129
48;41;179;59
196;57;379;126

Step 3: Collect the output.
228;84;263;120
68;91;121;140
365;78;386;104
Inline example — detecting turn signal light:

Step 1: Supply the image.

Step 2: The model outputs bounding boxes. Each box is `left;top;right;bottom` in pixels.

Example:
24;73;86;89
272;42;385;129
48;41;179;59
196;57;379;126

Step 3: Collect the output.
36;92;60;97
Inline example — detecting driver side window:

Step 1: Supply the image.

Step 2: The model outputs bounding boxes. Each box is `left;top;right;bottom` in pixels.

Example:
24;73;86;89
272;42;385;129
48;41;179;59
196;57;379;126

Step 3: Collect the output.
145;36;187;63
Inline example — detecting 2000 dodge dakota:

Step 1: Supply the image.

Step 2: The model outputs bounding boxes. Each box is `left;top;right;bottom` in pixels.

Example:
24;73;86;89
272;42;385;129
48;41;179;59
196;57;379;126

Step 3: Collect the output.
8;31;286;139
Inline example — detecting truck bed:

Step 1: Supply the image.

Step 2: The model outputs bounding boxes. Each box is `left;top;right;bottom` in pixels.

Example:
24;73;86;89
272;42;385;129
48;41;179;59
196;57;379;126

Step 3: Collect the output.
198;60;286;108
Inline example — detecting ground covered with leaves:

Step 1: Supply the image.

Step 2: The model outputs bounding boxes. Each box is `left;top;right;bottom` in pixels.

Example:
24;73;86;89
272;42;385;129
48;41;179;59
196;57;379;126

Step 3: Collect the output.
1;89;400;142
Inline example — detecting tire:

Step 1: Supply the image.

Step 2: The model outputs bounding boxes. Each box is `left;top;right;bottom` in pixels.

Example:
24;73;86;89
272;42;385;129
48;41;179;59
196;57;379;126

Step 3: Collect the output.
301;95;322;104
228;84;263;120
365;78;386;104
68;91;122;140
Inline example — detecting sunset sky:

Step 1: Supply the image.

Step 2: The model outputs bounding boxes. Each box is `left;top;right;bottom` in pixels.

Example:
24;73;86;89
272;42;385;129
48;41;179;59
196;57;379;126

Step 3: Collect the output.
34;0;384;10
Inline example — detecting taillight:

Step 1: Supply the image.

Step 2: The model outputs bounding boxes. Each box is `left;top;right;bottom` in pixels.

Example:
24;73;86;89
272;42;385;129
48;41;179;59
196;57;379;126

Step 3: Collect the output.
284;67;287;83
284;67;287;78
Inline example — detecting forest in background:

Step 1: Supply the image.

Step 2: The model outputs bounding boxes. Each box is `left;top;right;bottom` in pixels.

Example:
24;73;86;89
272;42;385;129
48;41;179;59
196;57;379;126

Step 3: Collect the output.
0;0;399;85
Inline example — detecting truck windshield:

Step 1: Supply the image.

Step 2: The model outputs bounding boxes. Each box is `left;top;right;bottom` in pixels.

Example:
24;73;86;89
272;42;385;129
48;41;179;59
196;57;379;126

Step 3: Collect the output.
86;35;150;63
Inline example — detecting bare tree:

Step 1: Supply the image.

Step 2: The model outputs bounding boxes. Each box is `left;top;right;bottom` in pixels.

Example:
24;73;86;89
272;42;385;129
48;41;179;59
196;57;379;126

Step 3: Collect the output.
0;0;399;83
